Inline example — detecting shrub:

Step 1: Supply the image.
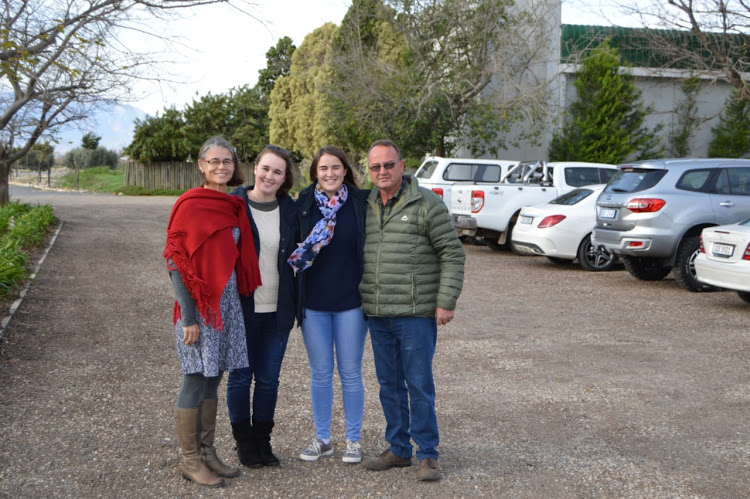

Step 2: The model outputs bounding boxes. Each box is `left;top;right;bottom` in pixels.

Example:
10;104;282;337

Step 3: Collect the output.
0;203;57;299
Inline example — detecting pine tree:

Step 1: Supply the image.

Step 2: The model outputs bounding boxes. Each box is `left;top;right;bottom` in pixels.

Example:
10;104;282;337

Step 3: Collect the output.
549;40;662;164
708;90;750;158
669;76;702;158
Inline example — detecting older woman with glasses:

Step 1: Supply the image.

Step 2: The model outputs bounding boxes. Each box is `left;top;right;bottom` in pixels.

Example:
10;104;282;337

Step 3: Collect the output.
288;145;369;465
163;136;261;488
226;145;299;468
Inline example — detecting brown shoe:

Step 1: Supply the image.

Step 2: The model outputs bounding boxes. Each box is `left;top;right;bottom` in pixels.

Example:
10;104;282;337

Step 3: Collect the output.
417;458;441;481
362;449;412;471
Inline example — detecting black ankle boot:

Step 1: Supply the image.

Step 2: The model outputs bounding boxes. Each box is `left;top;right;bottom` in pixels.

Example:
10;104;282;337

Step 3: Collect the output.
231;420;262;467
253;420;280;466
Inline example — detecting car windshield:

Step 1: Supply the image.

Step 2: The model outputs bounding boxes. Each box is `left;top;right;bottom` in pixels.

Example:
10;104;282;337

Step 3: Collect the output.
564;168;614;187
550;188;594;205
740;217;750;227
416;160;438;179
604;168;667;193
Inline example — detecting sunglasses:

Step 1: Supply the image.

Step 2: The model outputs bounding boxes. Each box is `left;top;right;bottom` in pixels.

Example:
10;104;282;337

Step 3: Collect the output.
369;161;399;172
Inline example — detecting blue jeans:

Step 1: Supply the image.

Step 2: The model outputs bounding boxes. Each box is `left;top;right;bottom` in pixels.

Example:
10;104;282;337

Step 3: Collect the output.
301;307;368;442
368;316;439;461
226;312;290;423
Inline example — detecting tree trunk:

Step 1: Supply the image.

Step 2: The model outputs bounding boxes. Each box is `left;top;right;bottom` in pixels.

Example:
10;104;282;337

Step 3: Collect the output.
0;160;9;205
436;141;446;158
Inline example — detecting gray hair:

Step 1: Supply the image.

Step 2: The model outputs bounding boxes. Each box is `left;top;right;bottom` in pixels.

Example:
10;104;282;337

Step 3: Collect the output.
367;139;402;161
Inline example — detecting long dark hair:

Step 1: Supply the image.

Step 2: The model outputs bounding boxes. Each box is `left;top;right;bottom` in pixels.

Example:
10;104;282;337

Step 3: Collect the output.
309;145;358;188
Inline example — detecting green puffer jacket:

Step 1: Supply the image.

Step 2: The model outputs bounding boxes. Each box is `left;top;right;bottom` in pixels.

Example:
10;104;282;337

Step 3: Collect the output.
360;175;465;317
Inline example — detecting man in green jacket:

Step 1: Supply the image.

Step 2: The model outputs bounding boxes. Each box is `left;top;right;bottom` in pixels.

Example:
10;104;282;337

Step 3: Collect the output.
360;139;465;481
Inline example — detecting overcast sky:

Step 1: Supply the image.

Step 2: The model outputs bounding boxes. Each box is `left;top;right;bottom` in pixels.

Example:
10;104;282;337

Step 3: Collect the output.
129;0;639;116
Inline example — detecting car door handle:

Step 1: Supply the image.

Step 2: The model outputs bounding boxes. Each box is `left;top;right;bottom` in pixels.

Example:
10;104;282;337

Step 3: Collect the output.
719;201;735;207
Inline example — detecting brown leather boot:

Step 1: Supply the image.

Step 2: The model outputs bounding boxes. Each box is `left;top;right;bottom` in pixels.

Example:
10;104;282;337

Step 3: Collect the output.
175;407;225;487
199;399;240;478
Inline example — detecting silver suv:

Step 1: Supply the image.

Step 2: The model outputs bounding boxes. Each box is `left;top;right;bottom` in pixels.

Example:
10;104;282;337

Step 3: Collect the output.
592;158;750;291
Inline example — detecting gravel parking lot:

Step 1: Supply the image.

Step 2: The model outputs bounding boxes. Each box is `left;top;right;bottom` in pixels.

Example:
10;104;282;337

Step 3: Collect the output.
1;185;748;498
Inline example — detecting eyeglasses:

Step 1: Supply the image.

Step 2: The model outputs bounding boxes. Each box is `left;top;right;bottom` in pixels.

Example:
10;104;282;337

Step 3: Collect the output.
369;161;399;172
203;158;235;167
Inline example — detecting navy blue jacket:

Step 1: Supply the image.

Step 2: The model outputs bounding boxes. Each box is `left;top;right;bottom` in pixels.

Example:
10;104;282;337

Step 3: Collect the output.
294;183;369;324
231;185;299;334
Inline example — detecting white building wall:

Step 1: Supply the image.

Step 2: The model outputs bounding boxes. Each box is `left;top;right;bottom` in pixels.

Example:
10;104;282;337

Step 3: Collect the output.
456;2;734;162
560;68;731;159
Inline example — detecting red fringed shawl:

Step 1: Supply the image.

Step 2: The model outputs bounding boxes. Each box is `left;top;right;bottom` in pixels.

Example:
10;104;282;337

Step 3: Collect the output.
163;188;261;330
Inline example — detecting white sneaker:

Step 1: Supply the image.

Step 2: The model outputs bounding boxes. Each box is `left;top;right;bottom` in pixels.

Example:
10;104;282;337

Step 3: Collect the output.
342;440;362;464
299;438;333;462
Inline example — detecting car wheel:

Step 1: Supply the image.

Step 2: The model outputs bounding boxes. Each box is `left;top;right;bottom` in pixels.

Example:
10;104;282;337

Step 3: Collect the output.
504;221;524;255
547;256;573;265
467;235;485;246
621;255;672;281
484;237;503;251
673;235;714;292
577;234;618;272
737;291;750;304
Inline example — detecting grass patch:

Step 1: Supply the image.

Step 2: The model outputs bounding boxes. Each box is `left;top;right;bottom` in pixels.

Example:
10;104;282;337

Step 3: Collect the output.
57;166;128;192
57;166;185;196
117;185;186;196
0;202;57;300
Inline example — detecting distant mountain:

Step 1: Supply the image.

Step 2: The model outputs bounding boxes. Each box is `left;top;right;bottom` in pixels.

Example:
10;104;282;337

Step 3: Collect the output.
55;104;147;154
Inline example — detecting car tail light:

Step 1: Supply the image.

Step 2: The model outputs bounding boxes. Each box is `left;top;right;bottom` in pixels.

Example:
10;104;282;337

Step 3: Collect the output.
743;243;750;261
628;241;644;248
699;235;705;253
538;215;566;228
471;190;484;213
432;188;443;199
626;198;666;213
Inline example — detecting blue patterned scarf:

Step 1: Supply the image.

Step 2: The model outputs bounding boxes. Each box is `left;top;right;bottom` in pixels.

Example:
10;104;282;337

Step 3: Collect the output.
288;183;348;272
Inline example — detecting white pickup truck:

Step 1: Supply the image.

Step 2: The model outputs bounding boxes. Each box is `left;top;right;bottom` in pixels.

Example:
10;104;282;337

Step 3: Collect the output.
414;156;518;211
452;161;617;250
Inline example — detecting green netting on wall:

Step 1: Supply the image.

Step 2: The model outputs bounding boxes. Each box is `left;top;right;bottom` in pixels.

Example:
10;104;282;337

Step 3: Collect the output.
561;24;750;72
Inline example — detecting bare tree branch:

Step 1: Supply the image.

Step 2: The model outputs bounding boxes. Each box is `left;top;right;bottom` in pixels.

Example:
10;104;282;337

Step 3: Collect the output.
0;0;258;204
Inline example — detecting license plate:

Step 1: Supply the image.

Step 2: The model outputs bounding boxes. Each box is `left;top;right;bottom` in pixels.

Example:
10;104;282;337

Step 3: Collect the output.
712;243;735;258
599;208;617;219
519;215;533;224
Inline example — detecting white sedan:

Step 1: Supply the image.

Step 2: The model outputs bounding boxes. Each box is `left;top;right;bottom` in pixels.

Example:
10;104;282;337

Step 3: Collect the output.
511;185;617;271
694;220;750;303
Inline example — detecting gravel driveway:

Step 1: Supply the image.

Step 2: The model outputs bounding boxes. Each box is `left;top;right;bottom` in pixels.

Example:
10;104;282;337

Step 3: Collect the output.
1;185;748;498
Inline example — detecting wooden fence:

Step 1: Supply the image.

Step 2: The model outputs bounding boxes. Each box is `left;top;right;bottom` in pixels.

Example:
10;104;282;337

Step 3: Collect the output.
124;161;256;191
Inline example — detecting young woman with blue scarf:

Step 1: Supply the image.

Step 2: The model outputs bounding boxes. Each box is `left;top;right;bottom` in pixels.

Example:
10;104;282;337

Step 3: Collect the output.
288;145;369;464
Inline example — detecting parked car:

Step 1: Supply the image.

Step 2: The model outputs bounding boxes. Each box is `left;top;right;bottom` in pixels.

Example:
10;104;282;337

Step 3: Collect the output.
592;158;750;291
512;185;618;271
415;156;518;210
453;161;617;251
694;220;750;303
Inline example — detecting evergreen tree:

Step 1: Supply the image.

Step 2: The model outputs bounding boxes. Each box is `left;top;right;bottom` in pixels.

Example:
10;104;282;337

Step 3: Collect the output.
257;37;296;102
549;40;663;164
708;90;750;158
124;108;191;163
81;132;101;150
669;76;702;158
269;23;339;157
